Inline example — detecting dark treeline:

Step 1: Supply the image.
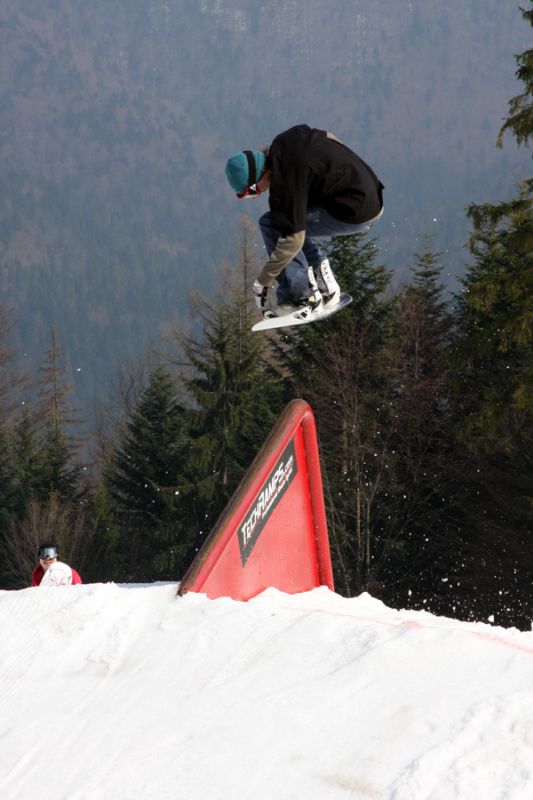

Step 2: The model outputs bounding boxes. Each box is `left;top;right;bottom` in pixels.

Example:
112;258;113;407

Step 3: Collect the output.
0;189;531;627
0;5;531;628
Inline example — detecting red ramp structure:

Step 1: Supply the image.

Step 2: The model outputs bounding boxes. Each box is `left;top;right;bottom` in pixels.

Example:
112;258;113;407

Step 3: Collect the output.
178;399;334;601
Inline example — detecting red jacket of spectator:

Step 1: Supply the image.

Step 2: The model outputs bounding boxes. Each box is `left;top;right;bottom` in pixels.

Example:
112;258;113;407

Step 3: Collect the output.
31;563;83;586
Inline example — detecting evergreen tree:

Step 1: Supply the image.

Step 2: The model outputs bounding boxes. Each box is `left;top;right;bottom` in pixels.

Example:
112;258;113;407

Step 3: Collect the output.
11;409;46;510
448;187;533;628
0;422;17;586
497;2;533;150
272;233;395;596
0;303;25;584
39;428;81;500
83;482;120;583
380;239;457;610
106;364;194;581
0;423;16;520
177;281;284;536
1;328;91;587
439;0;533;628
459;0;532;447
457;183;533;448
35;328;83;500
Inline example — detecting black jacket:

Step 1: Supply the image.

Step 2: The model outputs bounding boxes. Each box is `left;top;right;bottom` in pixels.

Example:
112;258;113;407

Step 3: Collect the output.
268;124;384;235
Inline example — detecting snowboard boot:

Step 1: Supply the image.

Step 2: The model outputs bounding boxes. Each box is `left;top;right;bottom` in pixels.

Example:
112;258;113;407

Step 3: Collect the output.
305;266;323;310
274;267;323;317
314;258;341;305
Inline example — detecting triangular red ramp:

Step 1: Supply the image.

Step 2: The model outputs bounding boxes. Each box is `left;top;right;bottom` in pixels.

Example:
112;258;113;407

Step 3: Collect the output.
178;399;334;600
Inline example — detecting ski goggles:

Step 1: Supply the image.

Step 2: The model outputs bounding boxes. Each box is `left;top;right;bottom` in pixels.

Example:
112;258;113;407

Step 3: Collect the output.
237;183;260;199
38;546;58;560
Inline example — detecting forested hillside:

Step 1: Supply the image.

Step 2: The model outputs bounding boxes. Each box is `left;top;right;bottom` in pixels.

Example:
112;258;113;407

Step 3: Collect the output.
2;217;531;626
0;0;530;406
1;2;531;627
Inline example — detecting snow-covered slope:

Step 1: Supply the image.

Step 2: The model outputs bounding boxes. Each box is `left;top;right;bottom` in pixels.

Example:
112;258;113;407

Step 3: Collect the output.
1;583;532;799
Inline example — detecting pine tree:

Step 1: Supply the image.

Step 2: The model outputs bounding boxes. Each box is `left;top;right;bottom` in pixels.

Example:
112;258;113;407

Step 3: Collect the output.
473;0;533;443
448;188;533;627
272;233;395;596
11;409;45;510
497;2;533;150
177;281;284;537
0;422;17;585
0;304;25;578
438;3;533;628
1;409;41;588
457;183;533;447
2;330;90;588
380;239;456;610
36;328;82;500
83;483;120;583
106;364;194;581
457;0;533;449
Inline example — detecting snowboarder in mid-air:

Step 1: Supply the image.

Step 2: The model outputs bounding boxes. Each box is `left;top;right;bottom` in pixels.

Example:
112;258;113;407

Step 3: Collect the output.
225;124;384;326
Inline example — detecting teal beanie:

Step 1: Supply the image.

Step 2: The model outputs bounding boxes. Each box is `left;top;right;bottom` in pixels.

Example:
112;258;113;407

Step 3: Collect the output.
225;150;266;193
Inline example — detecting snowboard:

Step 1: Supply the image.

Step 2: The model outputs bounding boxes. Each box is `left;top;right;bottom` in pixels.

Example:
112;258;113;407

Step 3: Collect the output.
252;293;352;332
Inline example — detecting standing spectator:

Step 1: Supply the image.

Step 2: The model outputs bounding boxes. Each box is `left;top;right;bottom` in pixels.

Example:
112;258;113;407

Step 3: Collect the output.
31;542;83;587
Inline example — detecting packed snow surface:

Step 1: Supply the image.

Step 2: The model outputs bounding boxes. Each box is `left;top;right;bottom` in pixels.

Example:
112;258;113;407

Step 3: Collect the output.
1;583;532;800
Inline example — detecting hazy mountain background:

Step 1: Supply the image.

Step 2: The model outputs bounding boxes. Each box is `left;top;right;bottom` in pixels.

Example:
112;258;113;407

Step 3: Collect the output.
1;0;530;411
